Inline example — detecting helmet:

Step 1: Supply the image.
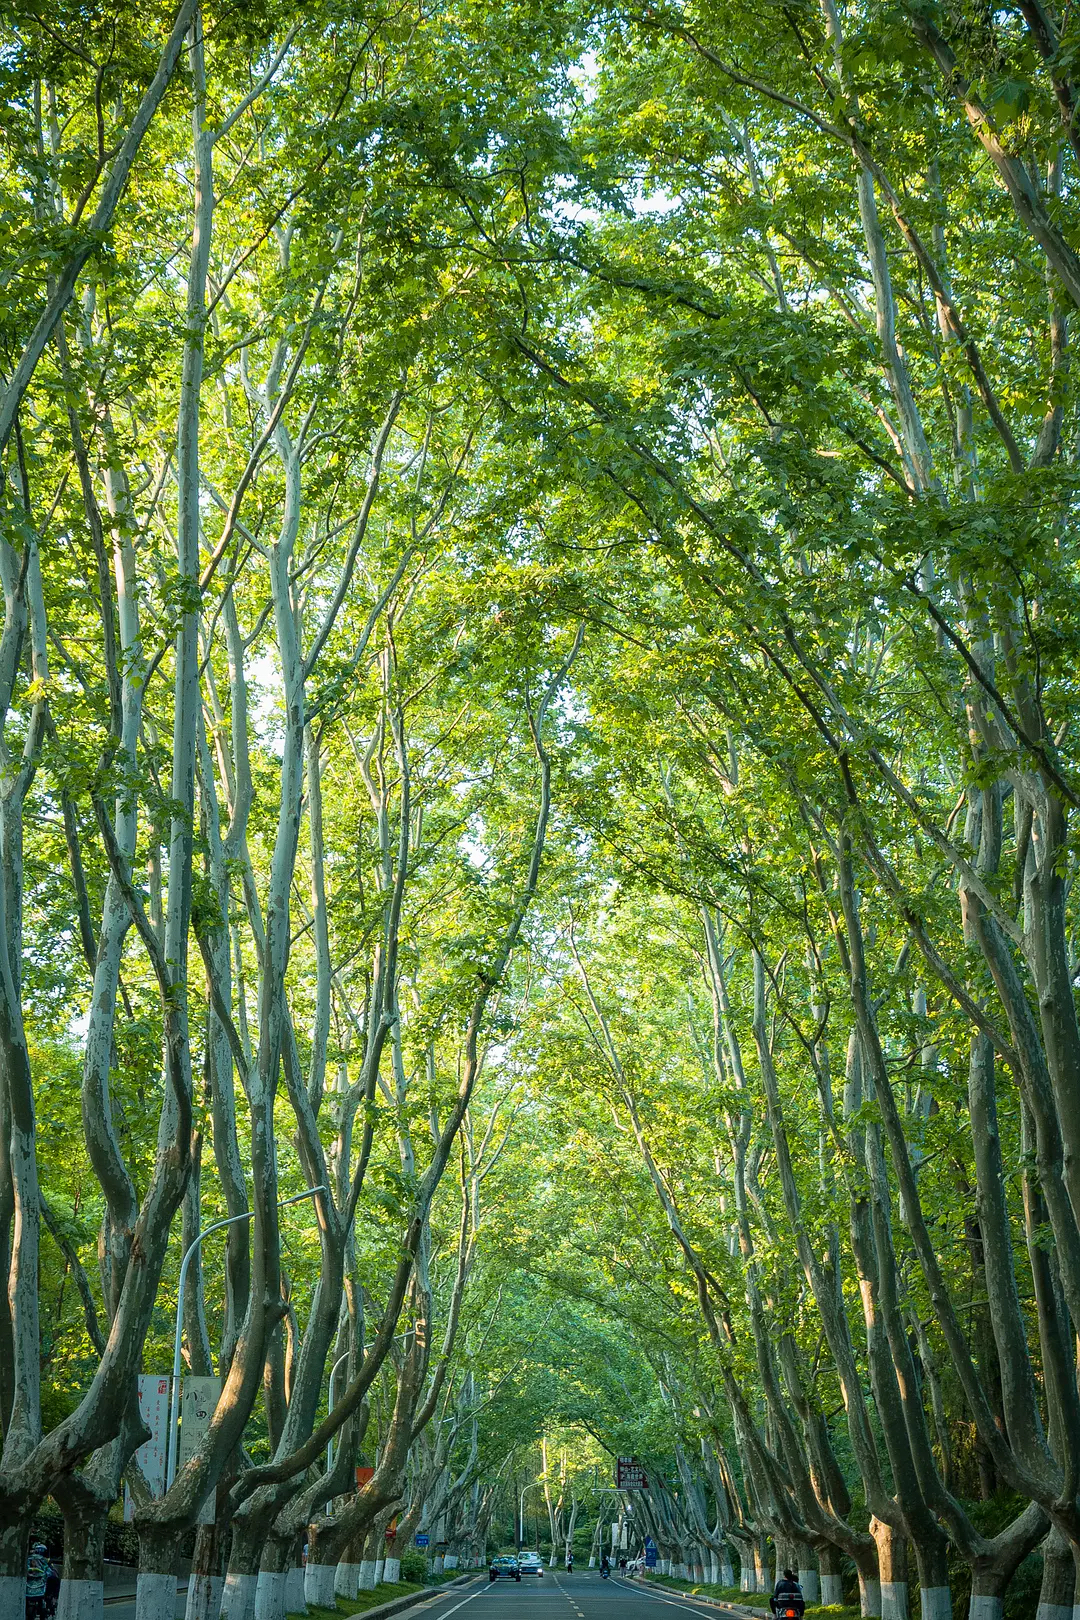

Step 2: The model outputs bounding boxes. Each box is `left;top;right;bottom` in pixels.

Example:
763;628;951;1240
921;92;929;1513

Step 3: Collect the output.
31;1544;48;1556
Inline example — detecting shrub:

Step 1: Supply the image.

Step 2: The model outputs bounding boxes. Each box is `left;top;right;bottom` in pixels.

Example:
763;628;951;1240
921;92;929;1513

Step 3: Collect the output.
399;1551;428;1583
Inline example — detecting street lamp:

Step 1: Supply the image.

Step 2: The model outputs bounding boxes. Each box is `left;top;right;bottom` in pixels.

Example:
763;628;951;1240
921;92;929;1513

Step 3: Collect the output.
519;1482;539;1548
326;1351;350;1475
326;1330;412;1481
165;1185;326;1490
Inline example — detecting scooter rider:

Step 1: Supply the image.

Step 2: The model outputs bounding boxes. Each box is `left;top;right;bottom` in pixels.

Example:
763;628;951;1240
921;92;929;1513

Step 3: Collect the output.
26;1543;58;1618
600;1555;611;1579
771;1570;805;1618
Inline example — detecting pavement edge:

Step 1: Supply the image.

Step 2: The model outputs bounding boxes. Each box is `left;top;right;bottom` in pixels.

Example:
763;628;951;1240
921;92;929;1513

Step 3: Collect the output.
343;1571;482;1620
634;1580;771;1617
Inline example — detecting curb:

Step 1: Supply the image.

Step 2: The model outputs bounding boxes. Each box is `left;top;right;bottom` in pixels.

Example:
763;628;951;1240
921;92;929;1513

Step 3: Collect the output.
635;1580;771;1617
343;1572;481;1620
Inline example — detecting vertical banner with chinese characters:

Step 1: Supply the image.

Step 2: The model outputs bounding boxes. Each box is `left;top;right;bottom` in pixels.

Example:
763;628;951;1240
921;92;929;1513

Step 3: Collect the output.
179;1375;221;1525
123;1374;171;1520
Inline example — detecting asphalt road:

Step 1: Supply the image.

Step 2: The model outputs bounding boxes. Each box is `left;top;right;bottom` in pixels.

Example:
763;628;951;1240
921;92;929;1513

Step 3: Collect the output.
402;1572;727;1620
97;1569;721;1620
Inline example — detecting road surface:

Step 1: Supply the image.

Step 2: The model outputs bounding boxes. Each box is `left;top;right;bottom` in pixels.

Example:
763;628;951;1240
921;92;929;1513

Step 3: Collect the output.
98;1570;720;1619
402;1572;729;1620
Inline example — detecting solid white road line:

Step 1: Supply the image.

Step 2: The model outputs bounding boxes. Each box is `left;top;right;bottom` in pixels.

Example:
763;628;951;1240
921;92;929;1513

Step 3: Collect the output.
393;1579;489;1619
612;1578;736;1616
423;1582;495;1617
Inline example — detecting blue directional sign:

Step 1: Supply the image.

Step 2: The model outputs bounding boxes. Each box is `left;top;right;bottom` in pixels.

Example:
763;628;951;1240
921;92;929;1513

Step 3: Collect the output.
415;1534;430;1547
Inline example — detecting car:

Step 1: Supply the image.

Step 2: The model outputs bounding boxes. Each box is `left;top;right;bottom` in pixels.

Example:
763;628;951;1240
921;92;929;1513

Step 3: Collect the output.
490;1555;521;1582
519;1553;544;1577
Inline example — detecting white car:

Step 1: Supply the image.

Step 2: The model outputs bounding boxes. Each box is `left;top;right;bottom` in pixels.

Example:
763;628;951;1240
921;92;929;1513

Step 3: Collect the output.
519;1553;544;1577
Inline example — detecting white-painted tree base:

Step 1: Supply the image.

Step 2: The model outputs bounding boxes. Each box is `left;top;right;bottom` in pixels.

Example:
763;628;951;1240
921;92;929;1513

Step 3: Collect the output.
881;1580;909;1620
284;1567;306;1614
721;1564;735;1588
860;1576;883;1617
56;1577;104;1620
335;1561;361;1598
1037;1604;1073;1620
254;1570;287;1620
219;1571;258;1620
434;1557;445;1575
822;1576;845;1606
383;1559;401;1585
373;1559;385;1585
357;1559;376;1591
800;1570;821;1603
135;1573;177;1620
970;1598;1003;1620
185;1572;224;1620
920;1586;952;1620
304;1564;337;1608
444;1555;459;1571
1;1575;28;1618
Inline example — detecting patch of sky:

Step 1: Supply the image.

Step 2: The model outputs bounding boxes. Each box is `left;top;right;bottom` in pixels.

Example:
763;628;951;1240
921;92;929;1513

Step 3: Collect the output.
248;646;287;758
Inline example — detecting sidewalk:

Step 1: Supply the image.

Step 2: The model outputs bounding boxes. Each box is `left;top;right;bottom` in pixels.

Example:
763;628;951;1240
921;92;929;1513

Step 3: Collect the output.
103;1580;188;1607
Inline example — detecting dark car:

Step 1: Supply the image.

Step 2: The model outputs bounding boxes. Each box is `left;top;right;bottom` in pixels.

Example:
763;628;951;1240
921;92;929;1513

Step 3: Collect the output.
490;1555;522;1582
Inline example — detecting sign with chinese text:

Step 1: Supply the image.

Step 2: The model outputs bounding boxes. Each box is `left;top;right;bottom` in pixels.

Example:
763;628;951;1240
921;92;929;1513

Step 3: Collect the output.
616;1457;648;1491
123;1374;171;1520
180;1375;221;1525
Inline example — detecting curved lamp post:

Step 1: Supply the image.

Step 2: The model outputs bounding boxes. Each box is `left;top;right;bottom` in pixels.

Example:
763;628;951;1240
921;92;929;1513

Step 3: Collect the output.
165;1185;327;1490
324;1330;413;1482
519;1481;540;1548
326;1351;351;1476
